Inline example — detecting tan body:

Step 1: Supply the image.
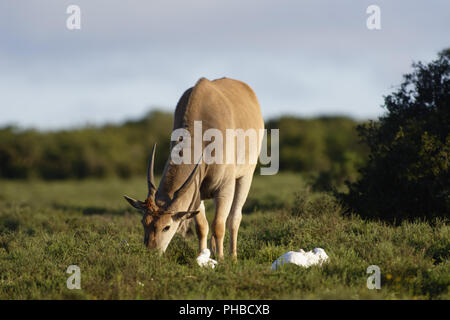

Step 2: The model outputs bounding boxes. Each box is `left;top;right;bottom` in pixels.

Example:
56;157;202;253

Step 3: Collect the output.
125;77;264;260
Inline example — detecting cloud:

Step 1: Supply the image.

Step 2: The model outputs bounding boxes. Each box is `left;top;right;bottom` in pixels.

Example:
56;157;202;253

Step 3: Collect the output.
0;0;448;128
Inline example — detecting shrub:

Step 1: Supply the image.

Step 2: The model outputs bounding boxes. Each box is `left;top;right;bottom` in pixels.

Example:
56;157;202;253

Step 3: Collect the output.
292;188;343;218
343;49;450;221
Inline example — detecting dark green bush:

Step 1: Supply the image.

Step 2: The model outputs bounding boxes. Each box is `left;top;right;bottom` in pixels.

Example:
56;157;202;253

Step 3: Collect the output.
343;50;450;221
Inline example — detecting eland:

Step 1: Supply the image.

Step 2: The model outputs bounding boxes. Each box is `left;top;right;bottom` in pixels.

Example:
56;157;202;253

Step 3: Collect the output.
124;77;264;260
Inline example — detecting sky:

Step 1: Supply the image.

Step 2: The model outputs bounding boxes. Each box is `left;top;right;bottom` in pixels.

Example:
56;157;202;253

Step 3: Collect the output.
0;0;449;130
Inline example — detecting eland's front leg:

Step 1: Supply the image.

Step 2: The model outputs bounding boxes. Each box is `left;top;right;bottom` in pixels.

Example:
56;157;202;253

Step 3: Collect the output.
194;201;208;252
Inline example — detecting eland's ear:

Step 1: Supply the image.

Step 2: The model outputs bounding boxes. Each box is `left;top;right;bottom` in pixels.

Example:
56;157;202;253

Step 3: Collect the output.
123;195;145;210
172;210;200;221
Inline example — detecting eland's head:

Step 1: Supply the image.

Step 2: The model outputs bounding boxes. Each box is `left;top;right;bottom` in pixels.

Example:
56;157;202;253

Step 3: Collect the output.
123;144;200;252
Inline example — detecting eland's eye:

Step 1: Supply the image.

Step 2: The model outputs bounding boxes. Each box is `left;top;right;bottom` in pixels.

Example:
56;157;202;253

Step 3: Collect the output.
162;225;170;232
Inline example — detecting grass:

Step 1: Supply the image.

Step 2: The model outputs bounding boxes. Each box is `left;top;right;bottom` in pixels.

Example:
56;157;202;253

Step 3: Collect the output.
0;173;448;299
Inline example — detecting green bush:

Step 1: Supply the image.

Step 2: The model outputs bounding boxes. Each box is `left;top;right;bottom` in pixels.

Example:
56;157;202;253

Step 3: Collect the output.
291;188;343;218
343;50;450;221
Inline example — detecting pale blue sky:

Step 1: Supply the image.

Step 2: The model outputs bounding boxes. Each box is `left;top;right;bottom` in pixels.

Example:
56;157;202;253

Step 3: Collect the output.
0;0;449;129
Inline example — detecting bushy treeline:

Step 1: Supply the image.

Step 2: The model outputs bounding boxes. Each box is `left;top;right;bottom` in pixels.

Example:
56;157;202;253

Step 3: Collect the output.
0;111;172;179
0;112;366;184
266;116;367;189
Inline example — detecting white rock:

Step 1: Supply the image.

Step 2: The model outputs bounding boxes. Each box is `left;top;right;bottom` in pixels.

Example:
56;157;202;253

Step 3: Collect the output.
196;249;218;269
271;248;329;270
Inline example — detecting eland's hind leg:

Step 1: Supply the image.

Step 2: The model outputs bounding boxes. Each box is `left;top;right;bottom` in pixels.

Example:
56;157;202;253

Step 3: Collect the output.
211;178;235;260
228;172;254;260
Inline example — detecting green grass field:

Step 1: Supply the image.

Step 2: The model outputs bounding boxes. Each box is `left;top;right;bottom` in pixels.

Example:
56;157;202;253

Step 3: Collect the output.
0;173;448;299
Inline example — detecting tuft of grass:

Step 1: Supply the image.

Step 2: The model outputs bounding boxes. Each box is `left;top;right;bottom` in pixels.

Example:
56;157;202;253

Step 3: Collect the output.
0;175;448;299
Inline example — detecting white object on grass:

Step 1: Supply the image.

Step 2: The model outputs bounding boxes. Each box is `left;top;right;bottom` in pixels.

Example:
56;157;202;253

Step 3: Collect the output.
196;249;218;269
271;248;329;270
